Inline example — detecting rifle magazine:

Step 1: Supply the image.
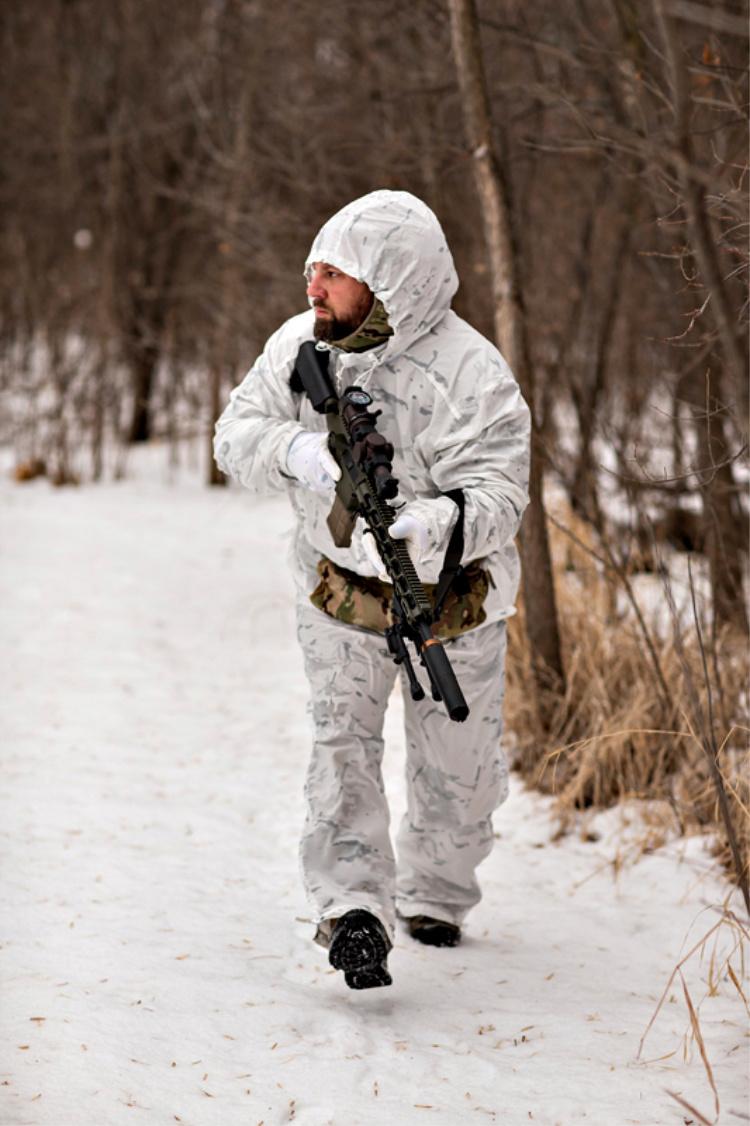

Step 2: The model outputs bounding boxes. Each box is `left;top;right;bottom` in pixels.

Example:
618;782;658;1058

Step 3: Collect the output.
327;495;358;548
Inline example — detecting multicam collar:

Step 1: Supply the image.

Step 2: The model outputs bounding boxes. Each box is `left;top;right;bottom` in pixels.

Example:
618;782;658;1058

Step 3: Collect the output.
331;296;394;353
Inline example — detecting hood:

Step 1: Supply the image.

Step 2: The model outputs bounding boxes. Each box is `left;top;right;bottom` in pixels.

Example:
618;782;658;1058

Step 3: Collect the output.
305;190;459;357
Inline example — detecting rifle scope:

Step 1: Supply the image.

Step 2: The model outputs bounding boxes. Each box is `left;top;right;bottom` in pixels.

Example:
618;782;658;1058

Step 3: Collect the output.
340;388;399;501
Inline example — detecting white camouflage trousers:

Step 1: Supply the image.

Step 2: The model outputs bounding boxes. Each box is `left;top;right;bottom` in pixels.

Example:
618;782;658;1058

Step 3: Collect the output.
296;600;509;943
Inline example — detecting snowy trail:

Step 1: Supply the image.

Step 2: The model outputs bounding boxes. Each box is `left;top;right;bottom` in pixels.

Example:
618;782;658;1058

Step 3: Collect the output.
1;456;747;1126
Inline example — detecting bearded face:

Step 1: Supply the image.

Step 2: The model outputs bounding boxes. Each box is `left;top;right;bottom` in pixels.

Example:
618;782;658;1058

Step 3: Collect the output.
306;263;374;343
312;289;374;342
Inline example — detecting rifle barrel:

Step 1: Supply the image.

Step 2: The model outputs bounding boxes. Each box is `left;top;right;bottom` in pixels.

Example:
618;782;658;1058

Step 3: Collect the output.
417;623;469;722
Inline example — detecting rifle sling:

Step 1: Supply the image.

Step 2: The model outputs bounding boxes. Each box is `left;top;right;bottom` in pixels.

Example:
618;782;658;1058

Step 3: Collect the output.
433;489;469;621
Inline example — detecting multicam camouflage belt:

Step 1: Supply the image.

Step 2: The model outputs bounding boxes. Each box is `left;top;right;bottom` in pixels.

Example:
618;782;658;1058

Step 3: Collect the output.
310;556;492;640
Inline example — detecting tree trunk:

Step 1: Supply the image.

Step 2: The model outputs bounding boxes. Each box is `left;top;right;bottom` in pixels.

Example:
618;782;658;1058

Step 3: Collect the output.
571;216;631;524
654;0;747;430
128;343;158;444
208;350;227;485
691;374;750;636
448;0;565;701
655;0;749;634
207;26;256;487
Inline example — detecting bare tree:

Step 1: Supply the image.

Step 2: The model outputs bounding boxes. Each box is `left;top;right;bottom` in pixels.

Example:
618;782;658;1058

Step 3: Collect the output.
447;0;566;709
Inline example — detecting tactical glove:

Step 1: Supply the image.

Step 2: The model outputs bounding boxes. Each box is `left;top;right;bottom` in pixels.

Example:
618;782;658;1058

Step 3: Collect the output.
363;498;458;582
388;512;429;565
286;431;342;491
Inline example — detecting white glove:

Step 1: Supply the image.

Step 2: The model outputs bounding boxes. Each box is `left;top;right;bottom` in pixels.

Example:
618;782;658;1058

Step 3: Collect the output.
364;499;458;581
363;529;391;582
362;513;429;583
286;431;341;491
360;511;430;581
363;498;459;583
388;512;429;565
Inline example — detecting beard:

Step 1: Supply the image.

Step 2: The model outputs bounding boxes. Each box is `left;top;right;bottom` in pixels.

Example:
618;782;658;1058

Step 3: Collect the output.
313;293;373;342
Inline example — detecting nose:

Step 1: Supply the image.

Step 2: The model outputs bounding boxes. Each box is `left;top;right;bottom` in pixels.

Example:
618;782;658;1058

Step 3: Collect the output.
306;270;326;300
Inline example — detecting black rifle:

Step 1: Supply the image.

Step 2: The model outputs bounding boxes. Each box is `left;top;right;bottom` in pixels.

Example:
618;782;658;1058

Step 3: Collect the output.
293;340;469;723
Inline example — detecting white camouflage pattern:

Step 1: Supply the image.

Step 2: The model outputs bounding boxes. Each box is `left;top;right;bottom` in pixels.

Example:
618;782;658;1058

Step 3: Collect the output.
296;600;509;939
214;189;531;607
214;190;531;937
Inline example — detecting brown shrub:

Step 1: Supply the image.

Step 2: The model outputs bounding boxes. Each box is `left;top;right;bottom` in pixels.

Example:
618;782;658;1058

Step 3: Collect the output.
13;458;46;481
505;498;749;883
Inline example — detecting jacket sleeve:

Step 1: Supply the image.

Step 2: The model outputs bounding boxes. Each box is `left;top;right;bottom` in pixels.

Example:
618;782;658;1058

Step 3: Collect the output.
427;351;531;565
213;318;309;494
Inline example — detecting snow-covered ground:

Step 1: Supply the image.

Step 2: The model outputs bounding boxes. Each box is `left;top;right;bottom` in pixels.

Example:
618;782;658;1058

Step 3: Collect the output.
1;445;748;1126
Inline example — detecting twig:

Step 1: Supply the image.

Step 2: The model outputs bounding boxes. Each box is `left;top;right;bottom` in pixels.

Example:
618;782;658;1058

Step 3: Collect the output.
639;912;750;1058
641;909;749;1122
679;967;720;1121
666;1089;713;1126
637;509;750;914
690;555;749;914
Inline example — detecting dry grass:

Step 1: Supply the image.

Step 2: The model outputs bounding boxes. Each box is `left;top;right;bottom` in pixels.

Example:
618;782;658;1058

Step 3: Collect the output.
505;497;749;1122
640;905;749;1124
505;498;750;886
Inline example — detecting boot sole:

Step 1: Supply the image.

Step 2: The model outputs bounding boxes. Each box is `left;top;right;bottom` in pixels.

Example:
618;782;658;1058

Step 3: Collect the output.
328;910;392;989
345;962;392;990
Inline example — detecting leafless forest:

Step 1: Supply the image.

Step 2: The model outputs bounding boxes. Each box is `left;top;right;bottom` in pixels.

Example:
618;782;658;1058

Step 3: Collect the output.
2;0;748;892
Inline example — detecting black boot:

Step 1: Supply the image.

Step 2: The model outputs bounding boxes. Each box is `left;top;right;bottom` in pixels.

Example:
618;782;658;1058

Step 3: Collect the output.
328;909;393;990
407;915;461;948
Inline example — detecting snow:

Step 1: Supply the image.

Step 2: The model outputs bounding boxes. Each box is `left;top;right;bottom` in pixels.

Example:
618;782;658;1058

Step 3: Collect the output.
1;444;748;1126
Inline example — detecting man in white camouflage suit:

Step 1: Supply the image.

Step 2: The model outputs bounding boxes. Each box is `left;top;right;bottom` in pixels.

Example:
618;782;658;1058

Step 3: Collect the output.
214;190;530;990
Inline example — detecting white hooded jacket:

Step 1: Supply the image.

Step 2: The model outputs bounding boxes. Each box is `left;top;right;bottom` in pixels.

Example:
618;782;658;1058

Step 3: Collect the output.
214;190;531;623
